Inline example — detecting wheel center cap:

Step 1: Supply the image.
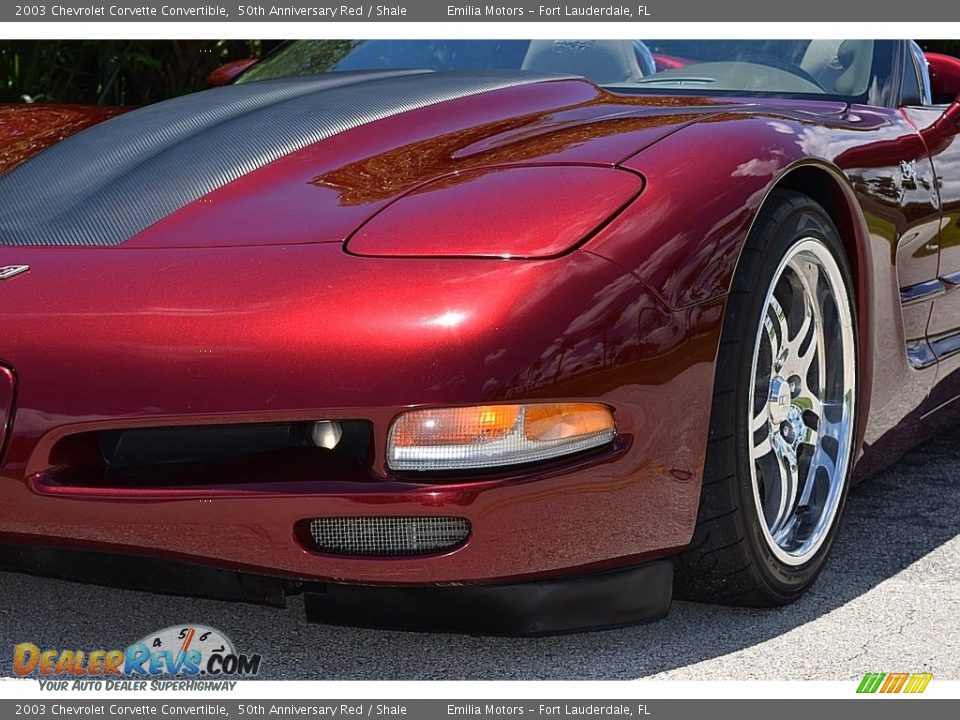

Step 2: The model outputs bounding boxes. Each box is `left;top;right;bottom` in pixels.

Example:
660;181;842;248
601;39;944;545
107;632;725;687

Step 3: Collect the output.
768;376;792;424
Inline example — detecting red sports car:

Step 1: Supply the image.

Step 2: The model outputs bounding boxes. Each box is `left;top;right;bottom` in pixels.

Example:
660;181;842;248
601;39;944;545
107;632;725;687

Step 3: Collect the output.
1;39;959;634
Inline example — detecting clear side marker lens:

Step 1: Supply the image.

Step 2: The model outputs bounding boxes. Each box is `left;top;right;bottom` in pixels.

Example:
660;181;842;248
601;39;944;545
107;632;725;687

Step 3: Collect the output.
387;403;615;471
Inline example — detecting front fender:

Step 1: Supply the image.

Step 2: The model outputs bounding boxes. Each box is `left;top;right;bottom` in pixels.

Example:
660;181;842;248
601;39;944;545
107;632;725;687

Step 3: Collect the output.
588;108;903;309
589;105;942;480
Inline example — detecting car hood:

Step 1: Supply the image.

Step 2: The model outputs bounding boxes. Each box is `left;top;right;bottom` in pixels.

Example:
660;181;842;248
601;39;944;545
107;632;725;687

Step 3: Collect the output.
0;71;823;251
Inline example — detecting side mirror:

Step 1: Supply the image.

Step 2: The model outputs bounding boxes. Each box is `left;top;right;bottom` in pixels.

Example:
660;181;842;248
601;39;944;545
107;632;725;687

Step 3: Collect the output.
206;58;257;88
925;52;960;104
921;53;960;144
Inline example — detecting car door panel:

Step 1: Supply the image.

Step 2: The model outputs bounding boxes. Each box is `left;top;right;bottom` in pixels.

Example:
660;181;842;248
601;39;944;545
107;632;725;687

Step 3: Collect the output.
902;105;960;423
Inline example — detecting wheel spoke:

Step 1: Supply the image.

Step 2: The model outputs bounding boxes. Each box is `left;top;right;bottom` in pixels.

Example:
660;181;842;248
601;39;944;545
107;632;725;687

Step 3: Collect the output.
765;296;789;365
798;397;851;510
813;401;844;441
797;393;822;447
753;427;773;456
786;298;814;359
766;443;798;535
797;439;836;510
791;311;819;383
771;515;797;547
751;407;770;432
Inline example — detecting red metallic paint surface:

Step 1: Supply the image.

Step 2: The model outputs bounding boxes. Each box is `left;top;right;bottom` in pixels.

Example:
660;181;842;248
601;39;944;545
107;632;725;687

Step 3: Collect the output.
651;54;689;71
0;367;14;463
206;58;258;88
926;53;960;98
124;80;725;249
1;74;959;584
347;165;643;258
0;243;716;583
604;103;948;475
904;99;960;442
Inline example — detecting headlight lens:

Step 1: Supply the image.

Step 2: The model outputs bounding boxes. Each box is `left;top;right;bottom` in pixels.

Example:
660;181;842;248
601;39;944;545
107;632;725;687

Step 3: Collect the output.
387;403;616;472
345;166;642;259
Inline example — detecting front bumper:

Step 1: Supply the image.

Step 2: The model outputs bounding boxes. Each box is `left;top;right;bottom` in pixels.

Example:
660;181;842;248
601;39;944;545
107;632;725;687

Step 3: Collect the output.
0;244;722;588
0;541;673;635
8;436;689;585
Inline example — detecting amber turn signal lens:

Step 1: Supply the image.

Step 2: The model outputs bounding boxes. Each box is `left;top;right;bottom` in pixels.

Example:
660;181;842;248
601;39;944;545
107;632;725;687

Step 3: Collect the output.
523;403;616;442
387;403;615;472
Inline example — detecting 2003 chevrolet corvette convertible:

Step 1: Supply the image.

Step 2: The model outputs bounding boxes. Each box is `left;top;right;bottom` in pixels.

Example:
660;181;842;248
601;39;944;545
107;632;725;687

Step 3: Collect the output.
1;39;960;634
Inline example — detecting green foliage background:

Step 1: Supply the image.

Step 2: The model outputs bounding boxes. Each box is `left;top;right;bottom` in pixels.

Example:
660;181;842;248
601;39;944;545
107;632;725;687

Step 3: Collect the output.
920;40;960;58
1;40;958;107
0;40;280;105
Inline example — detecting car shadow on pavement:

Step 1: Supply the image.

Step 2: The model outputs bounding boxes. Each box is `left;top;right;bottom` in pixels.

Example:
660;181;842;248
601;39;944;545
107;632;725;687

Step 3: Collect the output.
1;426;958;680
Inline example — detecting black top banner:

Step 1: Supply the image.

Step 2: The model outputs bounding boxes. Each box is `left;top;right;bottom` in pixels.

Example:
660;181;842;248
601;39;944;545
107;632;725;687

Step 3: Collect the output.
4;0;959;22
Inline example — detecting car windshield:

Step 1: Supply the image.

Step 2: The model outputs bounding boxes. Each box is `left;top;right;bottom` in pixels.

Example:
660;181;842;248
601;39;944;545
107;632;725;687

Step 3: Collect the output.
237;39;884;103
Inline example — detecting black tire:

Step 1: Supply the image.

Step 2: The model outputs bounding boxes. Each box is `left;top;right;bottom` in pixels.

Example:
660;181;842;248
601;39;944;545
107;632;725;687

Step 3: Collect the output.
674;189;858;606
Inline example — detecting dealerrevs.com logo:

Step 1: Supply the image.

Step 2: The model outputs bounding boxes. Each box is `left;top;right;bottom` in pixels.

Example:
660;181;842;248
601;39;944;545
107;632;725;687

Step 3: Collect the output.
14;624;261;691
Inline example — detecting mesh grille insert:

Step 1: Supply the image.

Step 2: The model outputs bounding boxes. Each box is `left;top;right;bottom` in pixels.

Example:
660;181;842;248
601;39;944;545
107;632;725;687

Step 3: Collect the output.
308;516;470;557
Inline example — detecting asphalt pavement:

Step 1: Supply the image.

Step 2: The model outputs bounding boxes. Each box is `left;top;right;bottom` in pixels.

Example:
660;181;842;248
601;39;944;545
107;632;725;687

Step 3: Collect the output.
1;424;958;680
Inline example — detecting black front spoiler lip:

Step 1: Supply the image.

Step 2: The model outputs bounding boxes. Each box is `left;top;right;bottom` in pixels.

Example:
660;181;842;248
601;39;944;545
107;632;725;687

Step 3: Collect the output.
304;561;673;636
0;542;673;637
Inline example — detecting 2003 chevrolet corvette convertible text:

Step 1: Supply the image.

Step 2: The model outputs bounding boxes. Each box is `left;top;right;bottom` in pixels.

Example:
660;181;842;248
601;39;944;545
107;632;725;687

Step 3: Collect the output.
1;39;960;634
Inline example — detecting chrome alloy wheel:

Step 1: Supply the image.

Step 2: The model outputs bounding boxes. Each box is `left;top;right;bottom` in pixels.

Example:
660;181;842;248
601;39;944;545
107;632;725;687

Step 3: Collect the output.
748;238;856;566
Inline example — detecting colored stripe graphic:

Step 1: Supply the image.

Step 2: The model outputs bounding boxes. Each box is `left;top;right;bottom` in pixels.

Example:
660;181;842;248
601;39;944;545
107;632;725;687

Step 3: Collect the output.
857;672;932;694
856;673;885;693
907;674;933;693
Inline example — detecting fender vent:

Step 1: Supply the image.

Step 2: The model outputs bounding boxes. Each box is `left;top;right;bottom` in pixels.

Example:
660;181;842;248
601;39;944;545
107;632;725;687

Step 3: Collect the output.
307;516;470;557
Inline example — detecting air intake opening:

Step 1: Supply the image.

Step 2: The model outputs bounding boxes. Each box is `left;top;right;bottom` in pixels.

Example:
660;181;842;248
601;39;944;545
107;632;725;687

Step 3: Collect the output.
45;420;373;489
303;516;471;557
